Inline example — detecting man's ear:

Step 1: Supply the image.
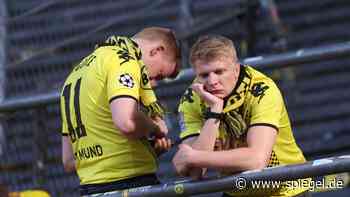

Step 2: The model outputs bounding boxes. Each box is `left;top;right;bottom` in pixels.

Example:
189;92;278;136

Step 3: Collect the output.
150;46;165;56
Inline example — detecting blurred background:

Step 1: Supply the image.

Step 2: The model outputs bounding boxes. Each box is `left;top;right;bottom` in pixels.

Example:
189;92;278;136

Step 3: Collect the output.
0;0;350;196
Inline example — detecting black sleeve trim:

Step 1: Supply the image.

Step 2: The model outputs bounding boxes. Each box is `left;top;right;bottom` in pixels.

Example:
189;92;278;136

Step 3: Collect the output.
180;133;200;143
109;95;138;104
249;123;279;132
62;133;68;136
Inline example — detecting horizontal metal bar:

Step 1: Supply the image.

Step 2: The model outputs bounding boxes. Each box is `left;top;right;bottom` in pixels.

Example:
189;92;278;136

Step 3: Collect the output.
81;155;350;197
168;41;350;82
0;91;60;113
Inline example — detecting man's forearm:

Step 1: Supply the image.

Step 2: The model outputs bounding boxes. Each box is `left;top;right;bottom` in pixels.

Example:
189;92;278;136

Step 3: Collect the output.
180;119;220;179
110;98;162;139
191;119;220;151
191;102;223;151
125;111;160;139
62;136;76;172
190;148;266;172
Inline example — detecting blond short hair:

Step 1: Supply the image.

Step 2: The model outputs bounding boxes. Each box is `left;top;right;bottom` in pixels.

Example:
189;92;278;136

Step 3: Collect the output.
134;27;178;52
134;27;176;43
190;35;237;66
134;27;181;78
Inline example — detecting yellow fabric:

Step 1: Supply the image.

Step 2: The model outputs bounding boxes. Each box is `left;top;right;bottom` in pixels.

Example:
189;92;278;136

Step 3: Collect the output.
60;36;157;185
178;65;308;196
9;190;50;197
145;101;166;118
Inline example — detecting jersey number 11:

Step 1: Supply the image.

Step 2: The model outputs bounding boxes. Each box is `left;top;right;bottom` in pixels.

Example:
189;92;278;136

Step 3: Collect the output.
62;78;87;143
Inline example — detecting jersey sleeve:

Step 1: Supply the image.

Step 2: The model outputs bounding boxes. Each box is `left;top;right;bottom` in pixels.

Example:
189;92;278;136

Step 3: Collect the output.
249;81;284;131
104;48;141;103
178;88;204;141
139;63;157;106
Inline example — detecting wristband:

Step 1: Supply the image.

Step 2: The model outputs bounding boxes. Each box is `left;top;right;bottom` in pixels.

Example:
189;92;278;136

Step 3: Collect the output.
204;110;223;120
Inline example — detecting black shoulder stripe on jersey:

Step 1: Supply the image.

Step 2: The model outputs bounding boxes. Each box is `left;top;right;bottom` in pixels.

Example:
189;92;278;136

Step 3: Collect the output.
180;133;200;143
249;123;279;132
109;95;138;104
62;133;68;136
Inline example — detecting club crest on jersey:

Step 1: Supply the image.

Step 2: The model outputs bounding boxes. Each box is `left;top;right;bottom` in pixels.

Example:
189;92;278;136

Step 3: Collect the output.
119;73;134;88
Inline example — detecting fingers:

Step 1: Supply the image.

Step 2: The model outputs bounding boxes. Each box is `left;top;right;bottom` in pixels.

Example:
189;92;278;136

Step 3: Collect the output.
152;129;165;138
160;123;169;135
191;83;205;94
192;83;212;100
154;138;172;152
190;168;203;180
160;138;172;150
151;115;163;122
191;83;224;108
152;117;169;136
179;166;190;177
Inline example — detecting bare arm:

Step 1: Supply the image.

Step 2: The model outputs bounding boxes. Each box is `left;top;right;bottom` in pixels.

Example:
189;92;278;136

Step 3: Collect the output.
183;137;206;179
173;115;222;178
173;83;224;178
190;118;221;151
189;83;223;151
184;83;224;178
188;125;277;172
62;136;75;172
110;97;165;139
187;117;221;176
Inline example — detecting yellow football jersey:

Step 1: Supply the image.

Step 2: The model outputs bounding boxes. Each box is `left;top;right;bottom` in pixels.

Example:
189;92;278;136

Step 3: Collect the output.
9;190;50;197
178;65;308;196
60;36;157;185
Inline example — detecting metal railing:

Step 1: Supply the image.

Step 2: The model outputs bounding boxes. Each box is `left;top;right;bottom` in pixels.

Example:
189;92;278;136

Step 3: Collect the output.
104;155;350;197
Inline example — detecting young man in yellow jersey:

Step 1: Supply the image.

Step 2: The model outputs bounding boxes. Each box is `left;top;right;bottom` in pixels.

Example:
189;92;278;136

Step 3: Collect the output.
172;35;310;196
60;27;181;196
